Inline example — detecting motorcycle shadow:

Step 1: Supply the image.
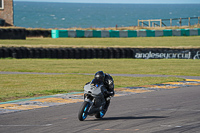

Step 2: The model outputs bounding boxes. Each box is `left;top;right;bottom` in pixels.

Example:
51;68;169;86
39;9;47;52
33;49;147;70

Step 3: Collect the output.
89;116;168;121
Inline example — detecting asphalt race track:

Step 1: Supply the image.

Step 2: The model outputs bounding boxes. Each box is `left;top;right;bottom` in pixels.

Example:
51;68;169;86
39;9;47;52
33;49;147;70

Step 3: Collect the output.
1;84;200;133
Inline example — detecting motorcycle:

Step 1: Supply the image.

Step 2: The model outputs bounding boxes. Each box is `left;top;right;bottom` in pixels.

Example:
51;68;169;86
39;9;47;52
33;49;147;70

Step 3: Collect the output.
78;81;111;121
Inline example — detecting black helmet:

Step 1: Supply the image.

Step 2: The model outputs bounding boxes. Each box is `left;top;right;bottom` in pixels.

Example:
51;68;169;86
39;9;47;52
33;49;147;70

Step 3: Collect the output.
94;71;105;83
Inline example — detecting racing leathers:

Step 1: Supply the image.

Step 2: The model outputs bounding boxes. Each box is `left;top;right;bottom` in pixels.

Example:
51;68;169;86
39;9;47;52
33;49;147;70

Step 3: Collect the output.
103;73;115;98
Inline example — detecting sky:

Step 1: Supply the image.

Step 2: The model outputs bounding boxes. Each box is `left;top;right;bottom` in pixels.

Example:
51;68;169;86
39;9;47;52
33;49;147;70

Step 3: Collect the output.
14;0;200;4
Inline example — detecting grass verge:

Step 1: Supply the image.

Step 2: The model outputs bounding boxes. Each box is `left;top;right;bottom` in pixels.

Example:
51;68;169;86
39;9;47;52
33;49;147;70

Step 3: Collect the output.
0;59;200;76
0;58;198;102
0;74;183;102
0;36;200;48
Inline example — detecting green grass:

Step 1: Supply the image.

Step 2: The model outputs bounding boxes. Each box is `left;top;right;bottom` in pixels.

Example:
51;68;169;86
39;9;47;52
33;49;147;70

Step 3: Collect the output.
0;59;200;76
0;58;199;102
0;74;91;102
0;74;182;102
0;36;200;48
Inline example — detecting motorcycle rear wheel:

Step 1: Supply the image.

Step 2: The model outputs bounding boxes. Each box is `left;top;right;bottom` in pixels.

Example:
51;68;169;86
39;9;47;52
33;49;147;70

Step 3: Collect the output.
78;101;90;121
95;100;110;119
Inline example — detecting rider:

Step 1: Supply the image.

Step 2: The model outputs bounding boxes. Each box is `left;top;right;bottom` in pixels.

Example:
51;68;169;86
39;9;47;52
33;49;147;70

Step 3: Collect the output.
92;71;115;98
87;71;114;112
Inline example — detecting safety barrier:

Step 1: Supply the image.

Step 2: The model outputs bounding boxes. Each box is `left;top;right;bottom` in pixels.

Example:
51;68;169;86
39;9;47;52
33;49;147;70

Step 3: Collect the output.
0;47;199;59
26;30;51;37
1;28;198;39
51;28;200;38
0;29;26;39
0;29;51;39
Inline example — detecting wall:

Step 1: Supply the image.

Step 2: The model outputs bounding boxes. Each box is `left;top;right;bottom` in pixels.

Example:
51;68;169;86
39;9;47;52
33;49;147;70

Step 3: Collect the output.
0;0;13;26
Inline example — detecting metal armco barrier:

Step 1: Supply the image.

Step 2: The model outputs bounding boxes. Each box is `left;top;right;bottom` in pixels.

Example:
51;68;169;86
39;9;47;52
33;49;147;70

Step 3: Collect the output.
0;47;200;59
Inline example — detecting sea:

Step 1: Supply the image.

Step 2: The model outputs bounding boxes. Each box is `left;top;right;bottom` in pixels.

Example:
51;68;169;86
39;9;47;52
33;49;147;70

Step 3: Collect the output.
13;2;200;29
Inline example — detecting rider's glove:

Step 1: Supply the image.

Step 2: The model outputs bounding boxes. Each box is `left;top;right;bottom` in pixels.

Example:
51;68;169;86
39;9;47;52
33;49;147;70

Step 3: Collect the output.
104;91;114;97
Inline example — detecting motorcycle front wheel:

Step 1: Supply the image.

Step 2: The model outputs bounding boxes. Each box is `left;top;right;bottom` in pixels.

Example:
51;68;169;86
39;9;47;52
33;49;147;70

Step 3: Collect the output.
78;101;90;121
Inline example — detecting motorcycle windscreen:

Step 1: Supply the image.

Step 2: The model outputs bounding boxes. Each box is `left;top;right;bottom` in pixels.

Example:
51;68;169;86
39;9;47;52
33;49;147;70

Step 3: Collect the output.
91;78;102;88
